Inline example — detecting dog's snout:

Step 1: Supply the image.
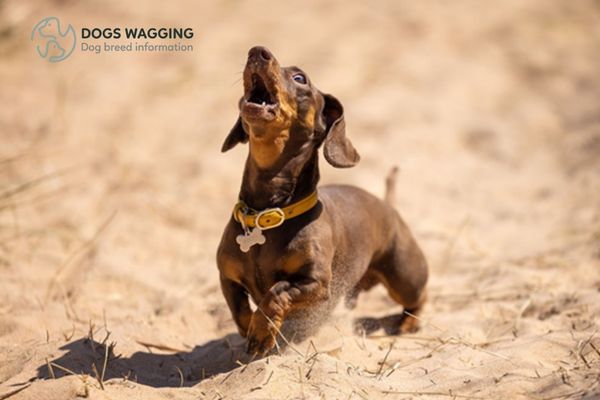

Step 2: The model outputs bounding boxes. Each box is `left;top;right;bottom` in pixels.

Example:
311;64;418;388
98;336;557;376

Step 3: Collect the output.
248;46;272;63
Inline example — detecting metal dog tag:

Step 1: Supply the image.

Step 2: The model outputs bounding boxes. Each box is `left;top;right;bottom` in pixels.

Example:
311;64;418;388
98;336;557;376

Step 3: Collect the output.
236;227;266;252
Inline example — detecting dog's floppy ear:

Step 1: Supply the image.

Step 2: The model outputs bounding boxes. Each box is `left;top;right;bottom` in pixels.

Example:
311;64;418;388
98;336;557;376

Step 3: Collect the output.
321;94;360;168
221;117;248;152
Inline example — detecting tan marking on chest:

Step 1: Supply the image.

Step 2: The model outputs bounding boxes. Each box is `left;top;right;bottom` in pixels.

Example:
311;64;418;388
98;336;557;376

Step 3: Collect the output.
249;128;290;169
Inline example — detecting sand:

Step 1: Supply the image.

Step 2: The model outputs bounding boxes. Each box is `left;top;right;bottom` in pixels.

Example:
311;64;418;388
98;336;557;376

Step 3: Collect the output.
1;0;600;399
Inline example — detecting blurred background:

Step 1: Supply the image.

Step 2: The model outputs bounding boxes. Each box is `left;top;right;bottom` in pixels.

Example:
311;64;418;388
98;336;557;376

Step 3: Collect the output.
1;0;599;398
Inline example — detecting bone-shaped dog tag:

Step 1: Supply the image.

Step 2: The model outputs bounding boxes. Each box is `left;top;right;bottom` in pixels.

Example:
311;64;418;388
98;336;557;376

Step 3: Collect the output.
236;227;266;252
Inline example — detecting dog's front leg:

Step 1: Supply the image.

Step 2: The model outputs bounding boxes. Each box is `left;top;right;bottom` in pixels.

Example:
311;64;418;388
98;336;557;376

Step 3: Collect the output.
246;275;329;355
220;274;253;338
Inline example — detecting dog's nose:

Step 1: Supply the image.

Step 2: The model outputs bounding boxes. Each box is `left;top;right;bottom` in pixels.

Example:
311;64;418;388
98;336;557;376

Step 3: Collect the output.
248;46;272;62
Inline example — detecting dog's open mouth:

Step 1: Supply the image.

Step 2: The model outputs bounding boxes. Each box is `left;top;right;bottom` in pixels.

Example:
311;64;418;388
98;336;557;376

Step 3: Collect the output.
242;73;278;120
248;74;276;106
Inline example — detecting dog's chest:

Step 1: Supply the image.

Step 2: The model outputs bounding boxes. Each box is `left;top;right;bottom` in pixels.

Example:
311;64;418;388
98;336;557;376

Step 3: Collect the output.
220;218;318;302
238;242;307;303
237;255;278;302
246;258;271;298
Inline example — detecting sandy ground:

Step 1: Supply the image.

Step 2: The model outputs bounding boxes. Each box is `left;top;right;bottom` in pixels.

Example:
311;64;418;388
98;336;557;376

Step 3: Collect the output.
1;0;600;399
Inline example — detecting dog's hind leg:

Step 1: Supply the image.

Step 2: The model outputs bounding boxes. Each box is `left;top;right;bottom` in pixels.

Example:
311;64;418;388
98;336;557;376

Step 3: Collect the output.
377;225;428;334
344;269;379;309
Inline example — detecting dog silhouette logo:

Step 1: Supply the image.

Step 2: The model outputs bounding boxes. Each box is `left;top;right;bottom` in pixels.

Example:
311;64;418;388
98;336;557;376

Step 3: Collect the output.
31;17;76;63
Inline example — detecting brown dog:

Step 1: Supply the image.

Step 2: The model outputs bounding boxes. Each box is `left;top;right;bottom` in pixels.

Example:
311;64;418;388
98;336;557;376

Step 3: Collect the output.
217;46;428;355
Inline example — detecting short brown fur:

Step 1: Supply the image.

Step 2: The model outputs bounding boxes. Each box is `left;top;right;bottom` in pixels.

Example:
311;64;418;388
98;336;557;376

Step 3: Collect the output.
217;46;428;355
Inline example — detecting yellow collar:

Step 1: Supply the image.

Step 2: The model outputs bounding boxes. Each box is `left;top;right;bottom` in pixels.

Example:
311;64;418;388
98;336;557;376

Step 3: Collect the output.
232;191;319;230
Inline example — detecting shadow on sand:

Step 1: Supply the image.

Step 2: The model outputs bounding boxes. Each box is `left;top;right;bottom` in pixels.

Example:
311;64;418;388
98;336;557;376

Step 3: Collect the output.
34;311;406;388
353;312;409;336
36;333;255;388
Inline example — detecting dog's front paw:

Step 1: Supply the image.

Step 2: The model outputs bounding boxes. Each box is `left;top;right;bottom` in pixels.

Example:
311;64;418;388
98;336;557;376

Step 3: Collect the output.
246;312;279;355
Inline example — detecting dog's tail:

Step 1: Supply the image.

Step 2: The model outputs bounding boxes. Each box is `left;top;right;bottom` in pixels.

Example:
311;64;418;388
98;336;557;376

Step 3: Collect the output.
384;166;399;205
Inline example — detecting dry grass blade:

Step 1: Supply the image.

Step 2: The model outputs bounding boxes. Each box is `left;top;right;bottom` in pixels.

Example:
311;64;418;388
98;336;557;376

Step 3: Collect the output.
62;324;76;341
0;383;32;400
91;362;104;390
45;358;56;379
45;210;118;302
305;357;317;379
305;340;318;360
388;342;446;373
404;310;511;361
175;366;184;387
240;353;257;373
590;342;600;357
0;151;29;166
87;321;97;356
382;390;484;399
264;370;274;385
101;339;110;384
0;166;77;207
376;342;393;378
135;340;187;353
49;362;78;377
220;370;235;384
579;329;598;353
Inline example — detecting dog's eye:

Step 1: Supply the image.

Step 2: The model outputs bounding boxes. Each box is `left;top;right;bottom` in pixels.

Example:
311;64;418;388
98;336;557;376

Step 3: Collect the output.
293;73;307;85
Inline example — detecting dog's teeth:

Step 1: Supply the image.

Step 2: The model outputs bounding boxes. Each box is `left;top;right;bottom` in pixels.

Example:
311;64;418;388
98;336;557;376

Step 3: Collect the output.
262;101;266;106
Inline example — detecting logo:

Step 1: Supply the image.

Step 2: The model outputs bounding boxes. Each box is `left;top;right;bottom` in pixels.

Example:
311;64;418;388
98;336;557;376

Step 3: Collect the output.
31;17;76;63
